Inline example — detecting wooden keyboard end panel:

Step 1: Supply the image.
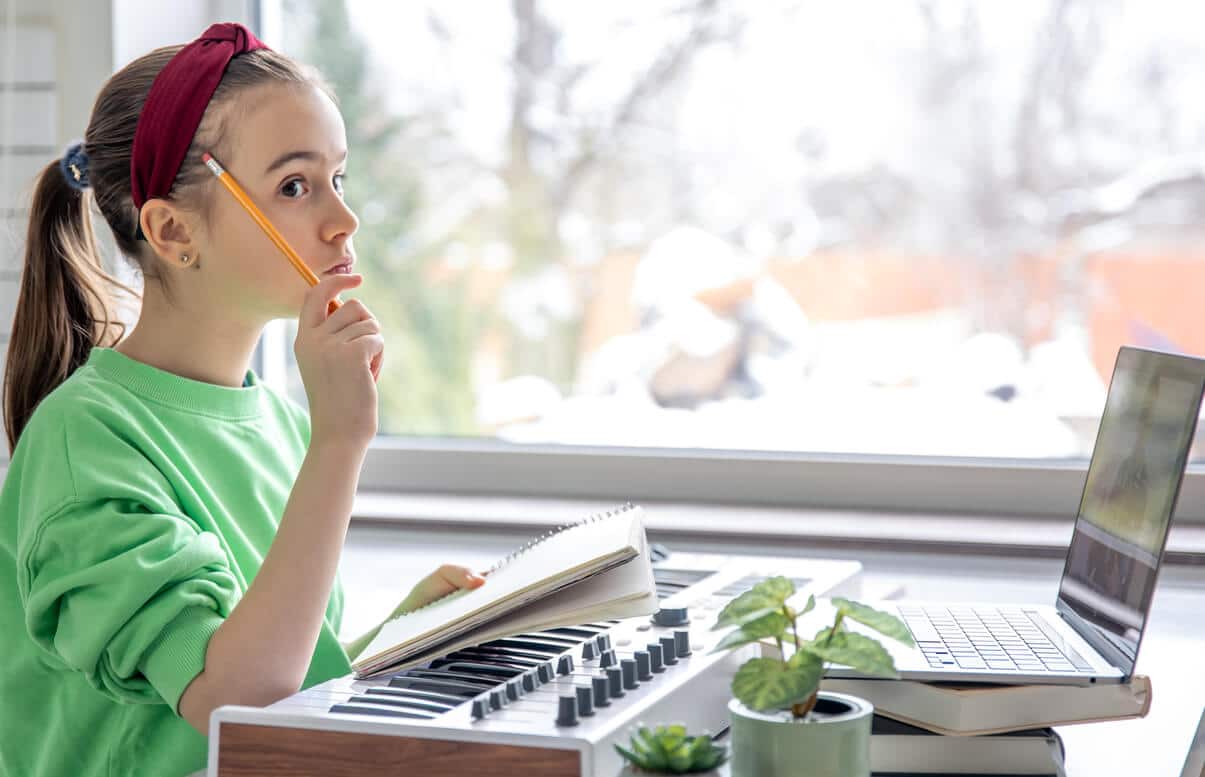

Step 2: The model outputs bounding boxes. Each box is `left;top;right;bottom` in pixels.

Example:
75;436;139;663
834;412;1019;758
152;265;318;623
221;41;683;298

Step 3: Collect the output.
216;723;582;777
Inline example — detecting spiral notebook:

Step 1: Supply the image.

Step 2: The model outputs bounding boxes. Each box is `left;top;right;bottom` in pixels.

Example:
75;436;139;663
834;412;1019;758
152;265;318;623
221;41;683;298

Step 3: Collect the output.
352;504;658;678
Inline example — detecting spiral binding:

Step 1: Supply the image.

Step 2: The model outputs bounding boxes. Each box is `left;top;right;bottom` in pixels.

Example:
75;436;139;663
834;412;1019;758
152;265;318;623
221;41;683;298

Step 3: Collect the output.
481;501;636;577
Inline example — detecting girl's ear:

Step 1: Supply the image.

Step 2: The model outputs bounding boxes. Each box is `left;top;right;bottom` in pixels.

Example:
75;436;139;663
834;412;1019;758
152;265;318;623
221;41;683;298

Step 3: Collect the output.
139;198;199;270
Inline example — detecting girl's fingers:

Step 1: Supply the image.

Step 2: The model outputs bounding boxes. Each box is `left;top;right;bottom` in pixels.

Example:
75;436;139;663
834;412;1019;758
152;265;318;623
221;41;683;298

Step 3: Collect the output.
300;274;362;328
336;319;381;343
438;564;486;589
323;298;374;335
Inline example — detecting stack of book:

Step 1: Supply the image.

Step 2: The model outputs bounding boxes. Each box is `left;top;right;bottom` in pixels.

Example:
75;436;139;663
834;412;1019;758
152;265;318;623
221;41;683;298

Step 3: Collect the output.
826;675;1152;775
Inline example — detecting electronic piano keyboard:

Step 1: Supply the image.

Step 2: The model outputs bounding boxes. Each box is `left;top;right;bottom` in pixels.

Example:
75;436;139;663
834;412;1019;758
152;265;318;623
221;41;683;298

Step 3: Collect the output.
208;552;863;776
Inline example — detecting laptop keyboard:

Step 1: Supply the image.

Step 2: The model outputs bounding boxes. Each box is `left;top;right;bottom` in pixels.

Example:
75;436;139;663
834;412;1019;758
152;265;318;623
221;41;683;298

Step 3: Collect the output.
899;605;1096;673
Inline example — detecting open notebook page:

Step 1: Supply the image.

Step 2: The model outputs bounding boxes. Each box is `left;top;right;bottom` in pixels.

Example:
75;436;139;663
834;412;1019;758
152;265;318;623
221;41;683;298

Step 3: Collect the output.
356;531;657;676
353;505;654;676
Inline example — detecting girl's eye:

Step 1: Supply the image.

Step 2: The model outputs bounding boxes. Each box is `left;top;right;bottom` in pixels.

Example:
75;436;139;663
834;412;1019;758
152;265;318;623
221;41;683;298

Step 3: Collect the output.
333;173;346;196
280;178;309;198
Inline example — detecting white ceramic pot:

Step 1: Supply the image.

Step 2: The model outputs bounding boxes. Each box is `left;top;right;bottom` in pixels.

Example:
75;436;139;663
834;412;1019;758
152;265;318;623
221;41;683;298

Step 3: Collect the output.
728;691;873;777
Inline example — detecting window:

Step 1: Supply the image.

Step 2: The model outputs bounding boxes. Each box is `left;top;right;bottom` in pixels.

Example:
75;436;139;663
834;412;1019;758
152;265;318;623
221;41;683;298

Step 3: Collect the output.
265;1;1205;517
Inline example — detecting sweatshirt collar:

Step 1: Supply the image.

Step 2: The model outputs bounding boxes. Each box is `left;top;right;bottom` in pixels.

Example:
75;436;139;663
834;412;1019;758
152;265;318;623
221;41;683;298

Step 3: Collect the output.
85;347;264;419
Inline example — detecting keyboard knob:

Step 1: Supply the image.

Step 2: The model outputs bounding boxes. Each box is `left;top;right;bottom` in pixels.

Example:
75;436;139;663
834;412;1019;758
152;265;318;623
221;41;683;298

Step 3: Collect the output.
596;634;611;652
606;666;625;698
538;662;554;683
557;655;574;676
522;671;537;692
575;684;595;717
659;636;678;665
582;641;597;661
471;698;489;720
674;629;692;658
505;679;521;701
635;651;653;681
592;675;611;707
653;607;689;627
621;658;639;690
556;695;579;726
599;649;617;668
647;643;665;673
489;689;505;710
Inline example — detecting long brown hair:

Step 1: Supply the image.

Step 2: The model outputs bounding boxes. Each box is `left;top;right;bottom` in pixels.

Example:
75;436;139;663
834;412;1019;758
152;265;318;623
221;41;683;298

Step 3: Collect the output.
4;45;325;453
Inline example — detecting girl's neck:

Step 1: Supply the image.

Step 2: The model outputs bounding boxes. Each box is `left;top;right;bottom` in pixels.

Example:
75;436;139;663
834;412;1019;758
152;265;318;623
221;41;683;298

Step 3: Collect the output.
114;286;263;389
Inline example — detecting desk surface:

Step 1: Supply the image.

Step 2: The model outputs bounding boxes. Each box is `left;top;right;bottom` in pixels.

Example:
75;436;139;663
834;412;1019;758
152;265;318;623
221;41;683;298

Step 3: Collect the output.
340;522;1205;777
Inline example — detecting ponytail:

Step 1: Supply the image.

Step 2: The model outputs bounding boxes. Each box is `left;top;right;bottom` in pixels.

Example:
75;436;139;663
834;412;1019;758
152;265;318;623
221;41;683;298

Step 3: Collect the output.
3;160;132;453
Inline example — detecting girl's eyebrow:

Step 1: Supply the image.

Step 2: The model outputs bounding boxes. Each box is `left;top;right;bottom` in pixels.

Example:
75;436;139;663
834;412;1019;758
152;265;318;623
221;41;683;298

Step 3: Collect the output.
264;148;348;175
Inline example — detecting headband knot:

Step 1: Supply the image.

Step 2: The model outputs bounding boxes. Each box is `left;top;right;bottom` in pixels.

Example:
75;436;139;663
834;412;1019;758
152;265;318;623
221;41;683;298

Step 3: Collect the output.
129;22;269;212
60;140;90;191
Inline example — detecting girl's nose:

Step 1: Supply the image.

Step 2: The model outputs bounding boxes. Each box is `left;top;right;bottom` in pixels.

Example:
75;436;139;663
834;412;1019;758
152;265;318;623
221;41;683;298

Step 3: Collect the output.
322;191;359;244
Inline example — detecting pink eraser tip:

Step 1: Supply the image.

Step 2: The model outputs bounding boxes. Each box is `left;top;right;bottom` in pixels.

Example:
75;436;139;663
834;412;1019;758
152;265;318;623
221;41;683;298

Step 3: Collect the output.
202;153;213;163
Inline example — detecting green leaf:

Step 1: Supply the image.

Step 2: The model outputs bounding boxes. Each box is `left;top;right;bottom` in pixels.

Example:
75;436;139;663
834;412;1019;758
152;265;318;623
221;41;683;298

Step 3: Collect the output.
688;736;725;770
732;657;822;712
787;646;823;673
800;593;816;616
831;598;915;645
728;605;788;631
711;627;767;654
667;743;693;772
614;744;642;767
803;630;899;678
710;608;792;653
713;589;780;630
753;576;796;604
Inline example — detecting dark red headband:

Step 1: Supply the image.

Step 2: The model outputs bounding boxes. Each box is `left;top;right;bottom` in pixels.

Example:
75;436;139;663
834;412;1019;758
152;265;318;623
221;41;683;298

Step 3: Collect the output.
130;22;269;210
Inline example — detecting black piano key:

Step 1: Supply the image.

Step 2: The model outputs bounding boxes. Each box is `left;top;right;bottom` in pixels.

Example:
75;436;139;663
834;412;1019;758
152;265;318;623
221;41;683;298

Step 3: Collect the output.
441;652;537;670
398;669;502;686
427;661;523;679
544;626;606;639
330;703;433;720
511;634;580;647
347;695;448;715
453;646;552;663
364;687;463;707
479;637;575;654
388;676;489;696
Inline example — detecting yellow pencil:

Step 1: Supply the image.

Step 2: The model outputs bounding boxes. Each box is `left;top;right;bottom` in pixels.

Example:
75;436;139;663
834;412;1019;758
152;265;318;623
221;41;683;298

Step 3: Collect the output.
202;152;341;315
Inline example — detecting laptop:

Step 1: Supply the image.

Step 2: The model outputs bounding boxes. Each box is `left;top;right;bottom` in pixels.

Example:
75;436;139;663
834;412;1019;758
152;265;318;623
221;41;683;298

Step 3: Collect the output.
830;346;1205;686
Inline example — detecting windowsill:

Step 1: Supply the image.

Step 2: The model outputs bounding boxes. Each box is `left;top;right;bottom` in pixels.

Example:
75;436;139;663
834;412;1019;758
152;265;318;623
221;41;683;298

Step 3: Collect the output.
353;491;1205;565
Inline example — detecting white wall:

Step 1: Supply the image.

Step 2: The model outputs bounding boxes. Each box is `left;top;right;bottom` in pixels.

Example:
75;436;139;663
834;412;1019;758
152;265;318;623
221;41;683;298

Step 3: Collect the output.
0;0;254;456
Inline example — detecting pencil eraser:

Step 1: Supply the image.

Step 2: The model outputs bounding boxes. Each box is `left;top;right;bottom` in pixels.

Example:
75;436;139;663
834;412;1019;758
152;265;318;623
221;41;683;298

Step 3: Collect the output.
202;152;213;164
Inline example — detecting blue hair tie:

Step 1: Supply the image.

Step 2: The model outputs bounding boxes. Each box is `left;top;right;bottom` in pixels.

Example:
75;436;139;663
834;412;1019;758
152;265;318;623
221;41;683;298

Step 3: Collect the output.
59;140;90;191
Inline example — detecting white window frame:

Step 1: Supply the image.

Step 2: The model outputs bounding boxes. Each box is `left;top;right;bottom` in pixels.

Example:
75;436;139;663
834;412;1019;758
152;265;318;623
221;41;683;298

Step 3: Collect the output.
356;441;1205;524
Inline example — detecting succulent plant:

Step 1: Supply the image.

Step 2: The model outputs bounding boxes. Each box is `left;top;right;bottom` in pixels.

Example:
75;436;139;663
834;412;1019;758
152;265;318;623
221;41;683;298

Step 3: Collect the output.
614;724;729;774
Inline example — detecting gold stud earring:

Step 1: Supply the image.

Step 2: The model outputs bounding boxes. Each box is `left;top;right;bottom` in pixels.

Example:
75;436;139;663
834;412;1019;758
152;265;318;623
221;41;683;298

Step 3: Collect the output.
180;254;191;265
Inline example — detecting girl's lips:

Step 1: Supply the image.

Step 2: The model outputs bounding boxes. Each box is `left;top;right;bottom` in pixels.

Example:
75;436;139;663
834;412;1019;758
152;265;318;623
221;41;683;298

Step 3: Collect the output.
324;261;354;275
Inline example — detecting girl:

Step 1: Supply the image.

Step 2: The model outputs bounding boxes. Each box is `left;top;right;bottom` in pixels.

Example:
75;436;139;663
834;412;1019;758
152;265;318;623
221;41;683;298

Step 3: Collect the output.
0;23;483;777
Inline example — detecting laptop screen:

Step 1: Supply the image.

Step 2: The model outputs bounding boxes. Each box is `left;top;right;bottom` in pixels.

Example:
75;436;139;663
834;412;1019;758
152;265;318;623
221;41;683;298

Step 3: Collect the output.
1056;347;1205;678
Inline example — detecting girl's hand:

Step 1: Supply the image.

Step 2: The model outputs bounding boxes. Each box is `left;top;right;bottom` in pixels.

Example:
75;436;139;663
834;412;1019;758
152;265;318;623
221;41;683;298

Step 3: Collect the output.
294;274;385;449
393;564;486;616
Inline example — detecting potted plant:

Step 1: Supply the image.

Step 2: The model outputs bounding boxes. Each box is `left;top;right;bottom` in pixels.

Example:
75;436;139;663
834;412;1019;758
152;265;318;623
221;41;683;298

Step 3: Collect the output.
614;724;729;775
711;577;914;777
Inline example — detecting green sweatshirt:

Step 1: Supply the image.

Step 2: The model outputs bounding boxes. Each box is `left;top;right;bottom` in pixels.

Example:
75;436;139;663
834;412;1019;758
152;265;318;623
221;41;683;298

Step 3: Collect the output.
0;347;351;777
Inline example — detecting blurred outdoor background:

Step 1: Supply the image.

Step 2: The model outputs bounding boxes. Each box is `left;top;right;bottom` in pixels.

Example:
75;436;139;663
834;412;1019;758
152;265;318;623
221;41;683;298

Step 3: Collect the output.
275;0;1205;458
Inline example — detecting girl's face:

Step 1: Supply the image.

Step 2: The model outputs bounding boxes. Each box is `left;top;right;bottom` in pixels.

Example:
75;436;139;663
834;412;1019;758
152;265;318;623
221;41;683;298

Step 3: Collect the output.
197;81;358;320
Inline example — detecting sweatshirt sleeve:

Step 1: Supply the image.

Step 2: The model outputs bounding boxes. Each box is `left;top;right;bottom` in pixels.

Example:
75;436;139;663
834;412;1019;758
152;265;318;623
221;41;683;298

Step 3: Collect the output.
17;495;239;712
